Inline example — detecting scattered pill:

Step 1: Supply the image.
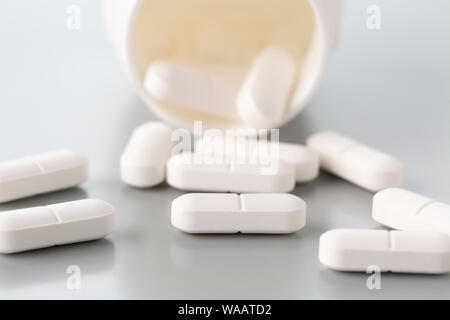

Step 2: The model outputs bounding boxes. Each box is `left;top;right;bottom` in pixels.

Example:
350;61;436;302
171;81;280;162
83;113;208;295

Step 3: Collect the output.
194;135;257;162
166;152;295;193
319;229;450;274
144;60;241;120
172;193;306;234
0;150;88;204
278;142;319;183
121;121;174;188
373;188;450;236
195;137;319;183
0;199;115;254
307;131;403;192
237;46;297;128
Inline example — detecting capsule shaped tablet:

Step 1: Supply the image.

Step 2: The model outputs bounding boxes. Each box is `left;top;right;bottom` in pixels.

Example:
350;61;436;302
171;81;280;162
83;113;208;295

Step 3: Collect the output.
195;137;319;183
373;188;450;236
166;152;295;193
319;229;450;274
121;121;174;188
0;150;88;204
278;143;319;183
237;46;297;128
307;131;403;192
144;60;241;120
172;193;306;234
0;199;115;254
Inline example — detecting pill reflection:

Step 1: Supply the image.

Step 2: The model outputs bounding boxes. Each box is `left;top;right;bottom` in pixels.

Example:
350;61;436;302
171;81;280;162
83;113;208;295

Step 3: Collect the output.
0;239;115;290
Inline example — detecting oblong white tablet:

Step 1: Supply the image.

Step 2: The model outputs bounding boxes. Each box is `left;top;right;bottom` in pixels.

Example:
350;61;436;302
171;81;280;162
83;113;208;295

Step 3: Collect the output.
0;199;115;254
195;137;319;183
121;121;174;188
144;60;241;120
0;150;88;204
319;229;450;274
278;143;319;183
172;193;306;234
373;188;450;236
237;46;297;128
307;131;403;192
166;152;295;193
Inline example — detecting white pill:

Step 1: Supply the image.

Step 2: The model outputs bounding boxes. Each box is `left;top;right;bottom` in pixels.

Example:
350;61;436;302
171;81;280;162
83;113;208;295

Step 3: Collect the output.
166;152;295;193
319;229;450;274
0;199;115;254
0;150;88;204
144;60;241;120
195;137;319;183
172;193;306;234
373;188;450;236
307;131;403;192
121;121;174;188
278;143;319;183
237;46;297;128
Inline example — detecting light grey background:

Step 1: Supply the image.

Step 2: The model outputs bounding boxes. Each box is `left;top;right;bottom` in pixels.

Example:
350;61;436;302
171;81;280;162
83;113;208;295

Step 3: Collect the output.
0;0;449;299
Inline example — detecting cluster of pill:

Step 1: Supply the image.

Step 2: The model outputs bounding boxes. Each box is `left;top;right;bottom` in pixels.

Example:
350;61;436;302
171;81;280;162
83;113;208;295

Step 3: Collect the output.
144;46;297;128
0;150;115;254
0;122;448;276
121;121;450;275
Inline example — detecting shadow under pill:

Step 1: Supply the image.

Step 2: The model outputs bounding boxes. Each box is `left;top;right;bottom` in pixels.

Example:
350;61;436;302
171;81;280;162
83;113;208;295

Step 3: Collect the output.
169;230;311;270
316;268;450;300
0;187;88;211
0;239;115;290
164;231;322;299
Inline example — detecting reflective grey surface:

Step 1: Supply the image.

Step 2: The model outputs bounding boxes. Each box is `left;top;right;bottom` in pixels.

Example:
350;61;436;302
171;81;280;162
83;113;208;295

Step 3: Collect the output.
0;0;449;299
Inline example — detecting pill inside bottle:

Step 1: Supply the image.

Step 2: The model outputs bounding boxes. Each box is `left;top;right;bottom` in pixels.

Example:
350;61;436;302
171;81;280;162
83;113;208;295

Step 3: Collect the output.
132;0;319;128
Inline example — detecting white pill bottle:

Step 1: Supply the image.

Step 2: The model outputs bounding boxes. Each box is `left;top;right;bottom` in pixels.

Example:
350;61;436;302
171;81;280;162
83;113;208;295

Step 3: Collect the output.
102;0;342;130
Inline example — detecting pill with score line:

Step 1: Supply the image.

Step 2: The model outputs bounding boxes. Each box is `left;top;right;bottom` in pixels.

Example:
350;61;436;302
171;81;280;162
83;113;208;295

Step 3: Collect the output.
0;199;115;254
373;188;450;236
307;131;403;192
166;152;296;193
319;229;450;274
171;193;306;234
195;137;319;183
0;150;88;204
